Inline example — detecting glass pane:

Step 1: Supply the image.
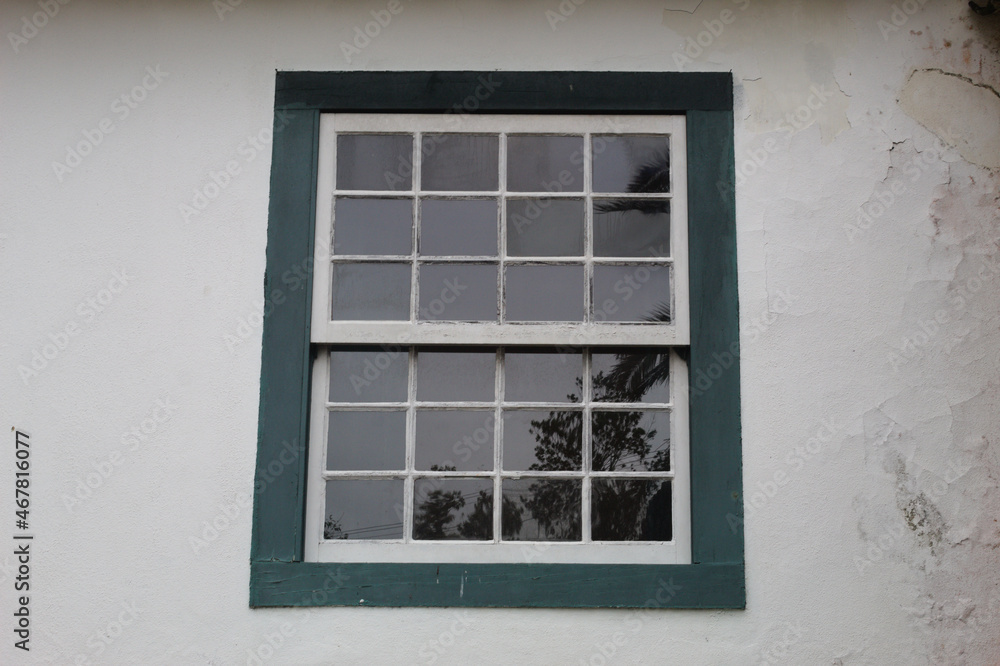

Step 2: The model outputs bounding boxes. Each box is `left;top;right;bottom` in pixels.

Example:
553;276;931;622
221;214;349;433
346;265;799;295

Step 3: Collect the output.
334;197;412;255
503;409;581;471
419;264;497;321
413;478;493;540
324;479;404;540
337;134;412;191
329;349;408;402
506;199;584;257
593;200;670;257
506;135;584;192
504;351;582;403
592;411;670;472
591;479;671;541
326;411;406;471
420;198;497;256
417;350;495;402
502;478;581;541
415;410;494;471
592;135;670;194
505;265;584;322
331;262;411;321
421;134;499;191
591;349;670;403
592;264;670;323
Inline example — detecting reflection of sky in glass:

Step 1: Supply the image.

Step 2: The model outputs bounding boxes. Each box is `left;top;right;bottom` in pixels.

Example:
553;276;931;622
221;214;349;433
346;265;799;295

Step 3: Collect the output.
505;265;584;322
505;351;582;403
336;134;412;191
415;410;494;471
592;265;670;323
327;411;405;471
420;198;498;256
329;349;408;402
506;198;584;257
331;263;410;321
417;351;495;402
506;135;584;192
421;134;499;191
324;479;403;540
334;197;412;255
419;264;498;321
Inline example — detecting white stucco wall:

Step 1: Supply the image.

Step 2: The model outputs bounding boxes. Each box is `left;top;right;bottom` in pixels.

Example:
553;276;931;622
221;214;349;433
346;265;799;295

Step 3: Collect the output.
2;0;999;663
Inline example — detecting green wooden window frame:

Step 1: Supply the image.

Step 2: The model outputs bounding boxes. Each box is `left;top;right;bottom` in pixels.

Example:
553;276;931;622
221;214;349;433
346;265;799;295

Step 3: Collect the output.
250;71;742;608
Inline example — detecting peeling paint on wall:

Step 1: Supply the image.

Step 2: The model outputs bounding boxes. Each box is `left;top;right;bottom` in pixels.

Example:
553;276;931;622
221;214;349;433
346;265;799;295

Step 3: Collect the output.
899;68;1000;169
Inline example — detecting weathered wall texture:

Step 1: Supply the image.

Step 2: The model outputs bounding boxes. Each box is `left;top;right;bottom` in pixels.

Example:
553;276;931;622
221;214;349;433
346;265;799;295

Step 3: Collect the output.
1;0;998;663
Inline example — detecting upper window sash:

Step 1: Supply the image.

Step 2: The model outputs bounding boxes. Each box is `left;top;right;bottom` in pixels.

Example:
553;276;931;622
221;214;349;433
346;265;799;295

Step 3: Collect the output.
310;113;689;347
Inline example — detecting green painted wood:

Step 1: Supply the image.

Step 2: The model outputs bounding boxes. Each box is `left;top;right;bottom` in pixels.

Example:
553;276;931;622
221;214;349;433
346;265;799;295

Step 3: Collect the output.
251;561;745;609
275;71;733;113
250;72;744;609
686;109;743;565
251;108;320;563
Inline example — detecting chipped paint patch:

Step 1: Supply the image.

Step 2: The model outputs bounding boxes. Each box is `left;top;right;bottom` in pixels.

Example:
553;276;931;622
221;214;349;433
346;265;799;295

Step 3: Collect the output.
899;69;1000;169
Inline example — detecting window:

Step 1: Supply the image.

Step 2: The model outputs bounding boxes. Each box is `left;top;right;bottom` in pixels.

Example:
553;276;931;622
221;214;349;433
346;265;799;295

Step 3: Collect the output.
305;114;689;565
252;71;743;608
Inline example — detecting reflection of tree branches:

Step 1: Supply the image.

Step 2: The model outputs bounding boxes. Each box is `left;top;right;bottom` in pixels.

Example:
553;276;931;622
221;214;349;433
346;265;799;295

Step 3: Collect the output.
414;488;466;539
521;350;673;541
457;490;524;540
324;514;349;540
524;480;581;540
411;464;524;540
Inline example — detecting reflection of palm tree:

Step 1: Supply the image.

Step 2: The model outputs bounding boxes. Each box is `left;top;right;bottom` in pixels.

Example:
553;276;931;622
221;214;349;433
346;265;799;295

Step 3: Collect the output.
601;327;671;402
595;151;670;215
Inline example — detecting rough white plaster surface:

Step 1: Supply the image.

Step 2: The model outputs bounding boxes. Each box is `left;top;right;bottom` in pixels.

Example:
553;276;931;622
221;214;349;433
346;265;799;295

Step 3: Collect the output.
1;0;998;664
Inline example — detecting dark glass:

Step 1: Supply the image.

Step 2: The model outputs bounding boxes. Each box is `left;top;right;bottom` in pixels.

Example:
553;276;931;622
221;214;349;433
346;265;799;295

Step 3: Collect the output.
418;264;498;321
590;350;670;403
506;135;584;192
591;411;670;472
593;200;670;257
506;198;584;257
415;410;494;472
331;262;411;321
504;351;582;403
337;134;412;191
502;409;581;471
592;264;670;322
502;478;581;541
420;198;498;256
334;197;412;255
323;479;404;540
591;479;671;541
326;411;406;471
505;265;584;322
413;478;494;540
329;349;408;402
417;351;495;402
421;134;499;191
592;135;670;193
